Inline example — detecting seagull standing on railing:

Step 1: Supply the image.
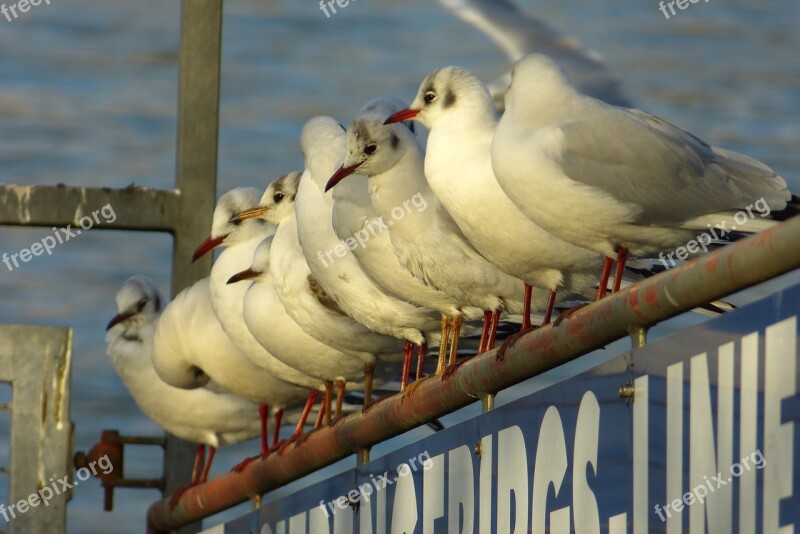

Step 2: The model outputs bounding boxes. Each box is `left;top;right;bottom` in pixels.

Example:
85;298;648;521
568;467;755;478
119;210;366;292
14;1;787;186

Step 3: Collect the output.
228;180;396;422
383;66;607;356
491;54;794;302
327;112;537;374
293;116;443;401
228;173;407;410
193;188;328;463
328;97;485;381
151;275;312;460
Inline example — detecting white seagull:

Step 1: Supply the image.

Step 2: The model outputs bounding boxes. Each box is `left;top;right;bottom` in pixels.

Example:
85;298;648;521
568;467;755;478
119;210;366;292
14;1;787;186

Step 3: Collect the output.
106;276;262;485
328;111;539;372
491;54;793;298
329;97;484;378
383;65;606;354
193;188;327;453
229;172;406;406
230;224;395;421
151;276;310;454
294;116;444;397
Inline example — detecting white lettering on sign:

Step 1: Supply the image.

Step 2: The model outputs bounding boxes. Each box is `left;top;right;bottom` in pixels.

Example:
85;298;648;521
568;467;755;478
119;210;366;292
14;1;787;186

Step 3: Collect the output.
260;316;797;534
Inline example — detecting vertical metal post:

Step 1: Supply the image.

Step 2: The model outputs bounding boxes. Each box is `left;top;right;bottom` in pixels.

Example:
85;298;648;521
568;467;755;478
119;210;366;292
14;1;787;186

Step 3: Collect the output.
162;2;222;532
0;326;72;534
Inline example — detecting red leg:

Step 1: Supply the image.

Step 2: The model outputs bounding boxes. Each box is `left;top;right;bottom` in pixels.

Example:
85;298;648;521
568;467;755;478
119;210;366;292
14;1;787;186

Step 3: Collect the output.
477;310;491;354
400;340;413;391
313;392;327;430
199;446;216;483
522;284;533;330
612;245;628;293
496;287;554;362
542;288;557;325
190;444;205;485
415;342;427;380
295;390;319;435
596;256;614;300
271;409;283;449
258;404;269;456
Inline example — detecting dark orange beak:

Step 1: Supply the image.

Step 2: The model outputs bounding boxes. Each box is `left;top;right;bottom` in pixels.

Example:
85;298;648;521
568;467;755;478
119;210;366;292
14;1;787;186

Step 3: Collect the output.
384;108;419;125
227;268;261;285
192;235;226;263
325;163;362;192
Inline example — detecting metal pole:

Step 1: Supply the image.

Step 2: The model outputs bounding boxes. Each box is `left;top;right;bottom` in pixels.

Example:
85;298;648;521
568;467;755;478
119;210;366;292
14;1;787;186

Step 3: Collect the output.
147;215;800;533
161;1;223;532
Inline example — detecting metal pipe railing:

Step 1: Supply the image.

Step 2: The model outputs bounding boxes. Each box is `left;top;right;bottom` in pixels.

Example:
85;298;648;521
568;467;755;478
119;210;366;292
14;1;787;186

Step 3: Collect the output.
147;215;800;533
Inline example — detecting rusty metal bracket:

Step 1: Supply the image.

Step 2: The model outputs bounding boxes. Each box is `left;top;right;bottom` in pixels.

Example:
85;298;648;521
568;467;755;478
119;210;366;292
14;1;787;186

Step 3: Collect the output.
74;430;166;512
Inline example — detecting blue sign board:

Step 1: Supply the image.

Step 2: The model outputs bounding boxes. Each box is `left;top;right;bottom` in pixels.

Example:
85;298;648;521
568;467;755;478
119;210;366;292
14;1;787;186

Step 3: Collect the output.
214;283;800;533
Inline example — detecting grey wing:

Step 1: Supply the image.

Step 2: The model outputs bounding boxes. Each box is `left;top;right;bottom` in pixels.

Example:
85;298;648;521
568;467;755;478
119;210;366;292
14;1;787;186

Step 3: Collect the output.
440;0;629;106
558;106;789;224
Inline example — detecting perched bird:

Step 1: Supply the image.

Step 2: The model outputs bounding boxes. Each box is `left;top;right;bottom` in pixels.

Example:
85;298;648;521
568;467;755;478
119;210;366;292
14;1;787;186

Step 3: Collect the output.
294;116;443;398
383;65;602;352
491;54;794;299
106;276;261;485
328;111;536;372
329;97;484;379
193;188;325;457
151;276;309;454
228;172;405;407
231;220;395;422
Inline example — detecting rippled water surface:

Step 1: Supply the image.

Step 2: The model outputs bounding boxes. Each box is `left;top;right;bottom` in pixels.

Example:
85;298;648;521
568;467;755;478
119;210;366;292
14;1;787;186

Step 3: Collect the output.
0;0;798;531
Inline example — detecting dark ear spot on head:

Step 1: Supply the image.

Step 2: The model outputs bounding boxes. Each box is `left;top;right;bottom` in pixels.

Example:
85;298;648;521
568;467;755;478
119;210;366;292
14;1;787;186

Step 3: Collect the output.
443;90;456;108
390;133;399;150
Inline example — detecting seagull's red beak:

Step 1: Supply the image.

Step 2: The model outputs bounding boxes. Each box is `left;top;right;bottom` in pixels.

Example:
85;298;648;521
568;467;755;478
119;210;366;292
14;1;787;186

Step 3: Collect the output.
192;235;226;263
384;108;419;125
325;163;362;192
227;268;260;285
106;312;133;331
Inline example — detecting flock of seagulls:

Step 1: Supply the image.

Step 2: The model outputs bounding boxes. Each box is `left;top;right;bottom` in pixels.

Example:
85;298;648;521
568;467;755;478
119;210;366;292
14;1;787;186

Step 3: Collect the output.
104;0;795;488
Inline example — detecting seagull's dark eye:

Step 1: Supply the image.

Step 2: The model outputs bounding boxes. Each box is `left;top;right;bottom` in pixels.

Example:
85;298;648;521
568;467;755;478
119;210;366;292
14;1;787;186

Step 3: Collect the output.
424;91;436;103
136;298;147;312
364;144;377;155
273;192;285;203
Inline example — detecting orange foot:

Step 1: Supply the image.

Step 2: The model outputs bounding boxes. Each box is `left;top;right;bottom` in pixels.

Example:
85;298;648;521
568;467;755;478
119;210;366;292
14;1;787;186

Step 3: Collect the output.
495;327;535;362
402;375;430;401
442;355;474;379
231;454;263;473
553;303;590;327
275;432;304;455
